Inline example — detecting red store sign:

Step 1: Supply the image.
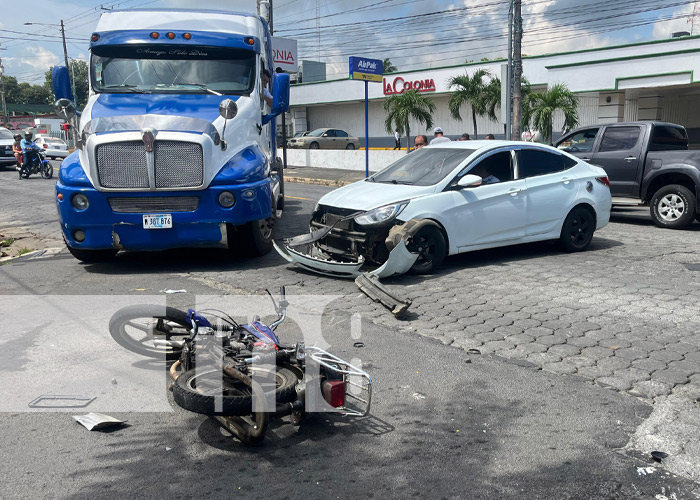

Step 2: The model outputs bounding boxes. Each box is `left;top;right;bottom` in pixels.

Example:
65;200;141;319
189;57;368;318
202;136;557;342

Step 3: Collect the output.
383;76;436;95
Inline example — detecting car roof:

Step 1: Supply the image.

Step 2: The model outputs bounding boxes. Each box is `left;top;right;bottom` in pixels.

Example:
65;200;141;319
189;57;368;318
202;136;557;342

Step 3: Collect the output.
424;140;562;154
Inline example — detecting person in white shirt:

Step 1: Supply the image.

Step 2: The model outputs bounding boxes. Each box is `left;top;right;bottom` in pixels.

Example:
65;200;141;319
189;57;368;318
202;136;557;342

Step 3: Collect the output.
393;129;400;150
262;69;273;107
430;127;451;145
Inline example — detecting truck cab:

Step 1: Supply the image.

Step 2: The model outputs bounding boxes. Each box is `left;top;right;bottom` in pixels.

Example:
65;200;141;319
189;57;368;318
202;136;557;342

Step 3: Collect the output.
53;9;290;262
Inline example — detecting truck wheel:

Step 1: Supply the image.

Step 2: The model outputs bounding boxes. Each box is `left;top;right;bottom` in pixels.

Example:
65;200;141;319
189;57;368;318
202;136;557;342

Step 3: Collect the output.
650;184;696;229
231;218;275;257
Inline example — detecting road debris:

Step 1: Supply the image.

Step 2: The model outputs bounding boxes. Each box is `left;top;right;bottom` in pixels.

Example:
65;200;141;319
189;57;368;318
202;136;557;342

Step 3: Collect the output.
160;289;187;294
28;395;96;409
73;412;126;431
651;451;669;462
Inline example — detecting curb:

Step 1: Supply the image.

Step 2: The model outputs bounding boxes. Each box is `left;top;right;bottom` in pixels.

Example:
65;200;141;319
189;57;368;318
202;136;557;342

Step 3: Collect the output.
285;176;361;187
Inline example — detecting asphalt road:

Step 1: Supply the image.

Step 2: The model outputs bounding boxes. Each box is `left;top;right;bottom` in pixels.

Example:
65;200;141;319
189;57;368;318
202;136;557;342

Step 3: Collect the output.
0;167;699;499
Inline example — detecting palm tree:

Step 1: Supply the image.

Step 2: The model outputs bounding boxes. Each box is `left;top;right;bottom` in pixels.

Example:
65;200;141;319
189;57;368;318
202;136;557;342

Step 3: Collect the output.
383;58;397;74
447;69;499;139
384;89;435;153
521;83;579;144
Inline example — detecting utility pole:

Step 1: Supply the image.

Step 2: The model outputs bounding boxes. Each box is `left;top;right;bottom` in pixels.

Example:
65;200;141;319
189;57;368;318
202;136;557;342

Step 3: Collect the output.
0;58;8;127
60;20;69;70
511;0;523;141
506;0;513;140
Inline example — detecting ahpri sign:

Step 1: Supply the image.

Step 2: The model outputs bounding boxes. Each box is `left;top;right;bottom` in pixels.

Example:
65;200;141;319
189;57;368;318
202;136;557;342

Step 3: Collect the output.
383;76;436;95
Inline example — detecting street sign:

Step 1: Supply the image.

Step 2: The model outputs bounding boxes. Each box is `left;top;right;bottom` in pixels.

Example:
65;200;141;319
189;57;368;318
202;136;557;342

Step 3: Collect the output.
349;56;383;83
271;37;298;72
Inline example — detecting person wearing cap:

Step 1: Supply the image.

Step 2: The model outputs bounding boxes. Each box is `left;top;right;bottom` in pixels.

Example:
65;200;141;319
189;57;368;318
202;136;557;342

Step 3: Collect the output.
262;69;273;107
430;127;451;145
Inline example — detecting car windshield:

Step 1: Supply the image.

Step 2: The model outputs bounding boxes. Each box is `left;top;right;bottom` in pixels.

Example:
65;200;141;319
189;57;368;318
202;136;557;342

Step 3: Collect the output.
91;45;256;94
371;148;475;186
307;129;327;137
0;129;14;140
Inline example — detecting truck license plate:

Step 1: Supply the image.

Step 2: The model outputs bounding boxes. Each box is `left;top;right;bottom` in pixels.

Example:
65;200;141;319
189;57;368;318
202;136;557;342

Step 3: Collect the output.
143;214;172;229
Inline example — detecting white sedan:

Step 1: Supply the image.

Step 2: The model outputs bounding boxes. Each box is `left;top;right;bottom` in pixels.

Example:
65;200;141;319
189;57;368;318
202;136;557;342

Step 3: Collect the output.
34;136;69;160
275;141;612;278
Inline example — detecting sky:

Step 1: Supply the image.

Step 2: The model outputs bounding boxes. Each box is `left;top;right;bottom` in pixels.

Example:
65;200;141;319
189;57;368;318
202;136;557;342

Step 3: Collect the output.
1;0;698;84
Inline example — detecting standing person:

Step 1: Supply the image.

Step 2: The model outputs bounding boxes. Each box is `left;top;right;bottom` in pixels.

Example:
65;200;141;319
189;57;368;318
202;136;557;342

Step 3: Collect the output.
430;127;451;145
458;133;471;141
413;135;428;151
393;129;401;150
12;133;23;169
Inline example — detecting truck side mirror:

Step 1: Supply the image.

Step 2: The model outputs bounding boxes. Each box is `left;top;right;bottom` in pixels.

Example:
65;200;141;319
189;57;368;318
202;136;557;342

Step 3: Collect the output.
55;98;76;121
218;99;239;151
52;66;74;102
262;73;290;126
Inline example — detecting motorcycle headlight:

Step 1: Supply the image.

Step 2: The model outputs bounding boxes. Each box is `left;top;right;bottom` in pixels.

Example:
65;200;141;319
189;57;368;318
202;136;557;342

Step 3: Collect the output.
354;201;409;226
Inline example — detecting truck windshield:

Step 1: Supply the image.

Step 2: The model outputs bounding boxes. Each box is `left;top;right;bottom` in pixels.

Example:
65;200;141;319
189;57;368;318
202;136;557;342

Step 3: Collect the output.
370;148;474;186
91;45;256;95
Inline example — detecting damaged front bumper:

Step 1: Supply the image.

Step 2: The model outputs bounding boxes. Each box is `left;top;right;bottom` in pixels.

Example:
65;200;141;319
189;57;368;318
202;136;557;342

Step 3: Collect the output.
273;217;443;316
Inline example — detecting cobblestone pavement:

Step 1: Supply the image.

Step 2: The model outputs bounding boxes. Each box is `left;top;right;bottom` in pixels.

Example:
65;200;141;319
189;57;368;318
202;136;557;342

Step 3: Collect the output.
2;170;700;481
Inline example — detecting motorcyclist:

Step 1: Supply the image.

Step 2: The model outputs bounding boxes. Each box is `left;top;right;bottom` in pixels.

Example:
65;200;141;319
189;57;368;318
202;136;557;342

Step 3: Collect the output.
20;131;42;168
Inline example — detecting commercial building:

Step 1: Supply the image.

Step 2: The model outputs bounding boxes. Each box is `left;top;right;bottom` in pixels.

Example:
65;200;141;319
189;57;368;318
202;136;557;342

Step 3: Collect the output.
287;35;700;147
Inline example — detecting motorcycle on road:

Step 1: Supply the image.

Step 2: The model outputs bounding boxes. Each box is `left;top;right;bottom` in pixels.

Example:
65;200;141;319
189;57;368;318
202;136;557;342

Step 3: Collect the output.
108;287;372;444
18;149;53;179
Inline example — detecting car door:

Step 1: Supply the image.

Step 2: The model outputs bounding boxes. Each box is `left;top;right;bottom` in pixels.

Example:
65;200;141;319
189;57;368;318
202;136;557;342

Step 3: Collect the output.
335;129;349;148
518;147;579;236
590;125;644;197
555;127;600;162
322;129;337;149
445;149;527;250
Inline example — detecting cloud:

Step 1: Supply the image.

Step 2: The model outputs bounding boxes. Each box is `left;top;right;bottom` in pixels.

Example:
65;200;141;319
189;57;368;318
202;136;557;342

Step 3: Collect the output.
652;3;695;38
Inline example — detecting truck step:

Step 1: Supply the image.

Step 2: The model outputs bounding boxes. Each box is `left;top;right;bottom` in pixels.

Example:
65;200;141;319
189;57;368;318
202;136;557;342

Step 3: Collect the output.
611;198;644;207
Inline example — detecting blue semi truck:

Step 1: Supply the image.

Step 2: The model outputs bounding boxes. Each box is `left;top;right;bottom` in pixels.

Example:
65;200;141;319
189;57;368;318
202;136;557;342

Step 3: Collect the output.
52;9;289;262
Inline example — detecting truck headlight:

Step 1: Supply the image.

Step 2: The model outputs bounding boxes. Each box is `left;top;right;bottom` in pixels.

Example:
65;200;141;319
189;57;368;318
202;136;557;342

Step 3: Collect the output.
72;193;89;210
218;191;236;208
354;201;409;226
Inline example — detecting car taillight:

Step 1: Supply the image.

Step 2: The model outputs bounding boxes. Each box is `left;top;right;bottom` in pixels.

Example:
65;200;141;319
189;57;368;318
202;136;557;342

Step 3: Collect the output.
596;176;610;187
322;380;345;408
43;144;48;148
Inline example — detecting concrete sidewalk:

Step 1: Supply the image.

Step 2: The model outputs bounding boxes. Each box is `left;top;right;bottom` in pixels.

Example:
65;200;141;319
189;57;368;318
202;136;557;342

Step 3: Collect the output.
284;165;372;187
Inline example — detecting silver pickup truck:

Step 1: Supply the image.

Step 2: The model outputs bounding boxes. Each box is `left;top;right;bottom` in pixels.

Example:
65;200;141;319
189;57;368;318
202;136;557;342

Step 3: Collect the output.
555;121;700;229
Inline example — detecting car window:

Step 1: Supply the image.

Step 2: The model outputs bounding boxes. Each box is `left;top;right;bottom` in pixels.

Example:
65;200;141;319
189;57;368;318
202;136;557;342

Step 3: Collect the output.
308;129;325;137
335;130;348;137
598;126;641;152
518;149;569;178
324;130;336;137
650;125;688;151
371;148;475;186
557;128;599;153
463;151;513;183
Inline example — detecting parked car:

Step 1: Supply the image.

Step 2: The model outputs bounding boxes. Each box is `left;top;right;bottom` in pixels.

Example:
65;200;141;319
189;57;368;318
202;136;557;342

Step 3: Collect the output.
555;121;700;229
0;128;17;168
276;141;612;277
287;128;360;150
33;136;69;160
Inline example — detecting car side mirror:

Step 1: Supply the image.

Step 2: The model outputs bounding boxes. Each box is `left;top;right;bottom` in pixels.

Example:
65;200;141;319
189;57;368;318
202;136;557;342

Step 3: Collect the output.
457;174;483;188
322;133;328;137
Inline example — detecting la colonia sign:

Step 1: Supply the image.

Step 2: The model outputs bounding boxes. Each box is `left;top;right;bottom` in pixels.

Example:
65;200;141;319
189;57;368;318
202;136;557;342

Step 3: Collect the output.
383;76;436;95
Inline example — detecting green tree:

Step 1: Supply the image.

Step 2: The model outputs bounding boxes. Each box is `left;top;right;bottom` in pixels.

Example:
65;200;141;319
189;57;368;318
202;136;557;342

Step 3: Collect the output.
382;58;397;74
447;69;499;139
44;59;89;109
17;81;52;106
383;89;435;153
521;83;579;144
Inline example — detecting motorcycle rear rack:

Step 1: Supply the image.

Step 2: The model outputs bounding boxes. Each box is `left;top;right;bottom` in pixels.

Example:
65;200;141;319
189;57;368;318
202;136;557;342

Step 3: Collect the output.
305;346;372;417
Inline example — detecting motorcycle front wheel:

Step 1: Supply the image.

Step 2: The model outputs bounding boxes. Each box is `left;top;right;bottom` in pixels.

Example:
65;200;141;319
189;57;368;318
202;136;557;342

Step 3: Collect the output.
41;161;53;179
108;304;191;360
173;366;298;416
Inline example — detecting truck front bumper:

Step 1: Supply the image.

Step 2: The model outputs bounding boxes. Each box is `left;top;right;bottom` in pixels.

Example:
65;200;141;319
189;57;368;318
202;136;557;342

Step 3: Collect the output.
56;179;273;251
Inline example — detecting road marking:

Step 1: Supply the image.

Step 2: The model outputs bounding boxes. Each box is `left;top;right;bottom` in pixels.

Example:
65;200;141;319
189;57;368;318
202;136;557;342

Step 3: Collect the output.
286;195;311;201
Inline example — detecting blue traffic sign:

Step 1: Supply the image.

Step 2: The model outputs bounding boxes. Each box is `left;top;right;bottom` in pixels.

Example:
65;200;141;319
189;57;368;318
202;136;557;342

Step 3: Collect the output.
349;56;383;82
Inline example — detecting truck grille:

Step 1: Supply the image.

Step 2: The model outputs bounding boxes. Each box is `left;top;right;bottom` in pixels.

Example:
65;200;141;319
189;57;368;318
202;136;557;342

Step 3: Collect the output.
97;142;148;189
108;197;199;213
96;141;204;189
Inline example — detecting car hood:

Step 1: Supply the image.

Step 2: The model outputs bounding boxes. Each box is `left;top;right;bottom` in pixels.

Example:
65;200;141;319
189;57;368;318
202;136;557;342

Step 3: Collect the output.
318;180;436;211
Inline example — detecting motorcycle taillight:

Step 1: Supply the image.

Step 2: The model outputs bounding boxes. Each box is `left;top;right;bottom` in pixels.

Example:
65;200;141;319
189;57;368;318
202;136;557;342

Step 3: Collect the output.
322;380;345;408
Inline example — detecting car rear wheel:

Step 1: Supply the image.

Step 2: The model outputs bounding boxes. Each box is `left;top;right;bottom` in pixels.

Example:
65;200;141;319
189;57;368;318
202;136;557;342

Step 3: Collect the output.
345;143;355;150
650;184;696;229
309;142;320;150
560;206;595;252
407;225;446;274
